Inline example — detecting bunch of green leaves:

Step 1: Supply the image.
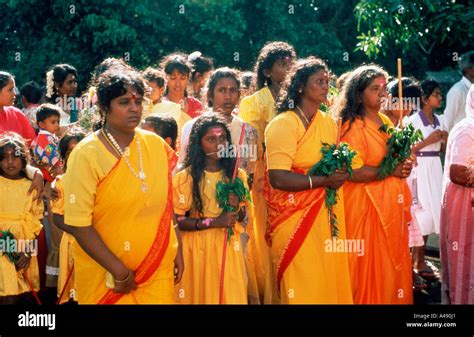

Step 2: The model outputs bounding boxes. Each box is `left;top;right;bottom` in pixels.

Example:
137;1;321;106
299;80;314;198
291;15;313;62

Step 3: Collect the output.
0;230;19;264
216;177;252;243
308;142;356;238
378;124;423;180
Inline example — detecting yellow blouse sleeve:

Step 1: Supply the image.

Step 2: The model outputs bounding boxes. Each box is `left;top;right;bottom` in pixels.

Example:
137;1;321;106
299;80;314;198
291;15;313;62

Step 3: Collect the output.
265;113;299;170
51;176;64;215
173;170;193;216
64;145;100;227
27;190;44;238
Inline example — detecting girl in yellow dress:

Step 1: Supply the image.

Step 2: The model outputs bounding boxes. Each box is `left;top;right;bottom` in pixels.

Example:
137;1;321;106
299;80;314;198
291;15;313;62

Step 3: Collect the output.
0;132;43;304
173;115;249;304
238;41;296;304
51;130;85;304
264;57;353;304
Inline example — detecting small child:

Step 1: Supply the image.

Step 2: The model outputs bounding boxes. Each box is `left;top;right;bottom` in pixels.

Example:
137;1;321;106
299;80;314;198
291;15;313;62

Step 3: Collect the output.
31;103;62;182
142;67;183;118
141;114;178;151
0;132;43;304
51;130;85;304
20;81;43;129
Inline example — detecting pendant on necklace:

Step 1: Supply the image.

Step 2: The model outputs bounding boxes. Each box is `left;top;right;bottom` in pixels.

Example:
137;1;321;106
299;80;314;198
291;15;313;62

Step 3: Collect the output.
141;182;148;193
139;171;146;180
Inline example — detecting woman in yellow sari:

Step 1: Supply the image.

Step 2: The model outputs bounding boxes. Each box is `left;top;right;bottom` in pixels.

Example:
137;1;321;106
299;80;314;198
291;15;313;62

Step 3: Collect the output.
334;65;414;304
63;69;184;304
238;41;296;304
264;57;353;304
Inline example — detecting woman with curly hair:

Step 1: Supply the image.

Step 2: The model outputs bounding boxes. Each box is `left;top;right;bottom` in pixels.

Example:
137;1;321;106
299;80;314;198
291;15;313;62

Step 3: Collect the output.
238;41;296;304
173;114;249;304
62;68;184;304
264;57;352;304
334;65;414;304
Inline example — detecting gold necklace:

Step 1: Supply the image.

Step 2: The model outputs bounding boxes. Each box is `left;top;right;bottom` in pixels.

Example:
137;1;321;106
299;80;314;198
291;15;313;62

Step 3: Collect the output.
296;105;312;126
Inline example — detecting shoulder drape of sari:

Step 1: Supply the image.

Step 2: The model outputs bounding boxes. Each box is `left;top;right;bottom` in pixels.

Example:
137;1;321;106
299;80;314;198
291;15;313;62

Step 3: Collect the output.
341;113;413;304
238;87;276;303
263;110;353;304
64;130;178;304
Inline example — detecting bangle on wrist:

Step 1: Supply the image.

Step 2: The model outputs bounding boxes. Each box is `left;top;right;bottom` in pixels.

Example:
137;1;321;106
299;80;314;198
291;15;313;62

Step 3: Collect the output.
308;175;313;189
115;270;132;283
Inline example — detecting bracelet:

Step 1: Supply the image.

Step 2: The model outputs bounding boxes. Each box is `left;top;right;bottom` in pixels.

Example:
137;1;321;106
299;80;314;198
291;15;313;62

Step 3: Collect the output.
195;218;200;231
115;270;132;283
308;175;313;189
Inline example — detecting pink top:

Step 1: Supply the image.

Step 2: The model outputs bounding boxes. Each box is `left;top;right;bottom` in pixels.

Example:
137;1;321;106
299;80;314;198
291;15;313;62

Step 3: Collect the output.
0;106;36;145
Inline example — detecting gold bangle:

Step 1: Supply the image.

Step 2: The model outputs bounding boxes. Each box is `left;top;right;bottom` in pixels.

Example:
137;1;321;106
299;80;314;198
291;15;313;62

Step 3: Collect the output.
115;270;132;283
308;175;313;189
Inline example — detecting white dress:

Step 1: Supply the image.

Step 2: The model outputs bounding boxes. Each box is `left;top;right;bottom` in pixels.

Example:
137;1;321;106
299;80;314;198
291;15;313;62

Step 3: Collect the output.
407;111;445;236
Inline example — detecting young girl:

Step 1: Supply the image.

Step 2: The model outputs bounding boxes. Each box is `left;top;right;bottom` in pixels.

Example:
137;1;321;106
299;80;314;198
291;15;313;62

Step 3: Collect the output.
187;51;214;101
238;41;296;304
408;79;448;281
160;53;203;119
173;115;249;304
179;68;258;176
0;132;43;304
52;129;85;304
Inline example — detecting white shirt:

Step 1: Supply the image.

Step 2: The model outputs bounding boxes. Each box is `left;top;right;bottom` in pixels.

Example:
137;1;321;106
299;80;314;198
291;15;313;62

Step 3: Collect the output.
443;76;472;132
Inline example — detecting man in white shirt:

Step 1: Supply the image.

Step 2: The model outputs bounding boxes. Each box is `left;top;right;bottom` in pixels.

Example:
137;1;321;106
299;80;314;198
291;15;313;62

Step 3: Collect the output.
443;51;474;131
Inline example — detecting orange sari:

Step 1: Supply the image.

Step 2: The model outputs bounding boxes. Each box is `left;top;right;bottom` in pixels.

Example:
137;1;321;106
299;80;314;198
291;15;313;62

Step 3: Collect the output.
341;113;413;304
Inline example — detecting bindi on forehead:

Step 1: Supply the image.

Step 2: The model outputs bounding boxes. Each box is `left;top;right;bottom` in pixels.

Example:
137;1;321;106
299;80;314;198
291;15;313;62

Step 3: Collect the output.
210;127;224;136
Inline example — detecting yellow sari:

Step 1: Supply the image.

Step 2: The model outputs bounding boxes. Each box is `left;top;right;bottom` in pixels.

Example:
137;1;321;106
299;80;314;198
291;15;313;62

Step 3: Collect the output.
264;110;353;304
238;86;275;303
64;129;178;304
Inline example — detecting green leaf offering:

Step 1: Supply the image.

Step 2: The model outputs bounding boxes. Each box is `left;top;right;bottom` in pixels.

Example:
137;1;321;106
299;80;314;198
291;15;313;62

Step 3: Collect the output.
0;230;19;264
377;123;423;180
216;177;252;243
308;142;357;238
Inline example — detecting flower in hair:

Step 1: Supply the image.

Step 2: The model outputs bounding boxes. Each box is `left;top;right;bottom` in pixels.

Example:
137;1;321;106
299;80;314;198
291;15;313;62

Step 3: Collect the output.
188;51;202;62
46;70;55;98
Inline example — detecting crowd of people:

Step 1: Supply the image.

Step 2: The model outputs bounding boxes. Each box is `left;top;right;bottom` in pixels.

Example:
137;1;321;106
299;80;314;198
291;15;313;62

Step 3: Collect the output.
0;43;472;305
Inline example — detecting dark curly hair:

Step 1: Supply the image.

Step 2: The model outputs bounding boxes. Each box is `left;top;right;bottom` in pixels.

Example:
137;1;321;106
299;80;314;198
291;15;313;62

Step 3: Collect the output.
420;79;441;108
254;41;296;90
96;69;146;129
59;129;86;170
183;114;235;218
160;53;192;76
277;57;328;113
0;71;14;90
89;57;133;88
46;64;77;102
188;52;214;82
332;64;388;135
206;67;240;107
0;132;29;178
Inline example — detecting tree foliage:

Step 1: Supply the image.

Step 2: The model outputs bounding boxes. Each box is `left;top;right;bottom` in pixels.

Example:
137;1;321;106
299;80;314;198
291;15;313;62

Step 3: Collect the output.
0;0;469;91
